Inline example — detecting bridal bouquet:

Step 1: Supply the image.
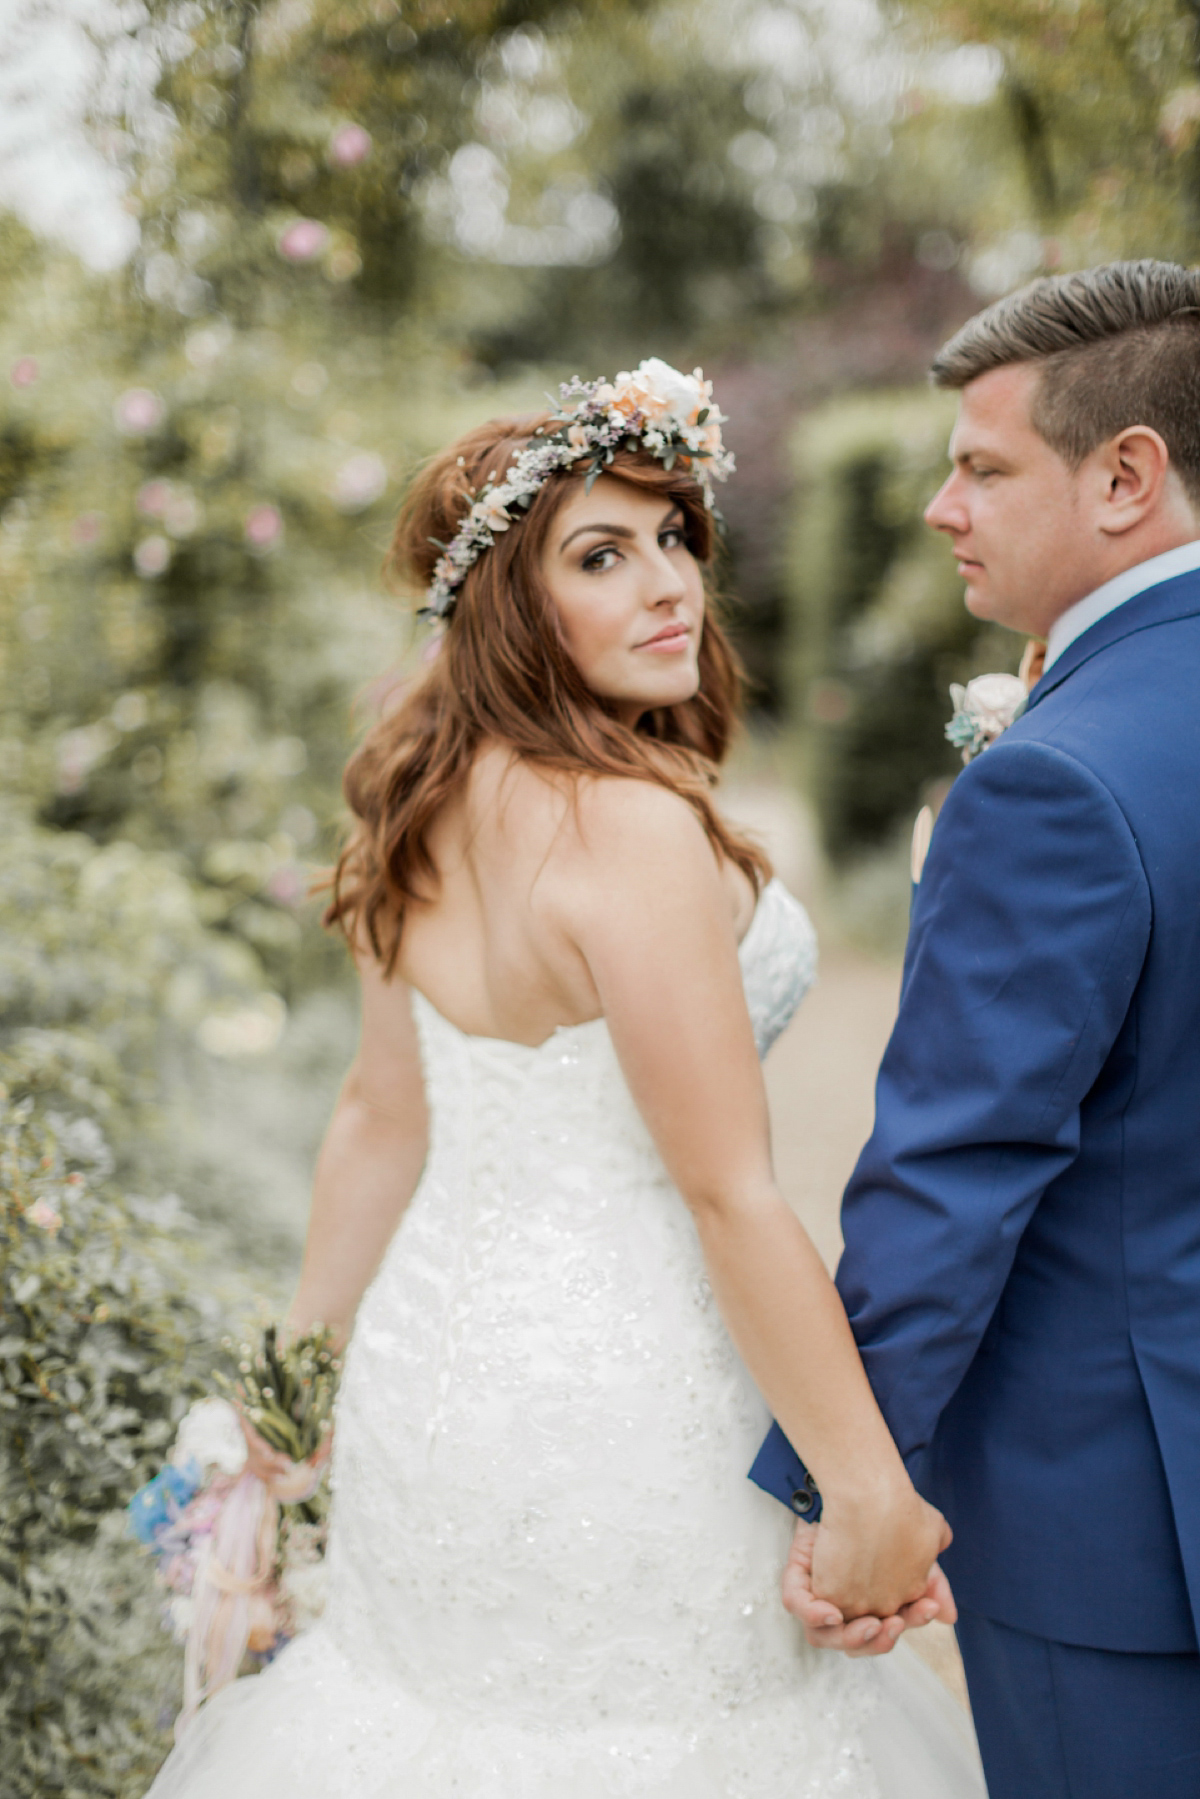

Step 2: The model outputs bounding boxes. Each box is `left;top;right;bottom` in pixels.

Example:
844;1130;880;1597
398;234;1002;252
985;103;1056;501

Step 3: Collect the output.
128;1325;340;1731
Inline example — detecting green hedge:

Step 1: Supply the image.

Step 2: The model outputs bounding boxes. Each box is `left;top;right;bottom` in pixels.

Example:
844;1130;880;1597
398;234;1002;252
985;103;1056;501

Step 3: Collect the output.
783;388;1021;863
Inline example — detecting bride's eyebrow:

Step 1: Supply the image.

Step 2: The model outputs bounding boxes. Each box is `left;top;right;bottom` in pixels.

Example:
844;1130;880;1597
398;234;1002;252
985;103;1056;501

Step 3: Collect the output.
559;521;635;551
559;506;685;553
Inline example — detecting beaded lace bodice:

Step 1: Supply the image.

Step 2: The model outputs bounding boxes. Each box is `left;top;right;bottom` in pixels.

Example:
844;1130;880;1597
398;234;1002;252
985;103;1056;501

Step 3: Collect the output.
148;880;983;1799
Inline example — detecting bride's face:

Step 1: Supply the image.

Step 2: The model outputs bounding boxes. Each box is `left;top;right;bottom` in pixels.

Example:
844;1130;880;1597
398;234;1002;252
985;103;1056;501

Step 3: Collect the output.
541;474;706;723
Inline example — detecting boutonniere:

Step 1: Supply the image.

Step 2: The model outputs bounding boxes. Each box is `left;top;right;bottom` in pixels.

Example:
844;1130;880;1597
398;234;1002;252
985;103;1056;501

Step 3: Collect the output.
945;672;1029;765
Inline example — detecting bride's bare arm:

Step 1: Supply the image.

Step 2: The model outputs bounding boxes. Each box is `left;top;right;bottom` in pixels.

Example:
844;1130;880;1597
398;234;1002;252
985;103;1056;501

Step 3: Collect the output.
285;955;428;1347
559;780;948;1621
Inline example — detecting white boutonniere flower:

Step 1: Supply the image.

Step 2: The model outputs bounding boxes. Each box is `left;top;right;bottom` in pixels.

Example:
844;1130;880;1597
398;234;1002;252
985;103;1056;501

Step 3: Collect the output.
945;672;1028;765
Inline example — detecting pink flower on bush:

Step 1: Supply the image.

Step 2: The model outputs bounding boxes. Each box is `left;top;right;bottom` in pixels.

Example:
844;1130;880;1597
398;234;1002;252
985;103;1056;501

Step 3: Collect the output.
71;512;104;547
245;503;284;551
136;480;171;517
10;356;38;388
278;219;330;263
266;864;305;907
26;1198;63;1234
115;388;166;435
329;123;372;167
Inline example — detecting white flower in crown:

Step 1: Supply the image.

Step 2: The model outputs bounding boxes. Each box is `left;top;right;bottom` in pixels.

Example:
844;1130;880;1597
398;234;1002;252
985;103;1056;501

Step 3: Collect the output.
420;358;734;619
611;358;712;428
945;672;1028;764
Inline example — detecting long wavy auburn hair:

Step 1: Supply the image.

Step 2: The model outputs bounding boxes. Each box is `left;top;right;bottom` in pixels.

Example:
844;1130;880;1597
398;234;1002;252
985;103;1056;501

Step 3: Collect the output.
325;413;771;969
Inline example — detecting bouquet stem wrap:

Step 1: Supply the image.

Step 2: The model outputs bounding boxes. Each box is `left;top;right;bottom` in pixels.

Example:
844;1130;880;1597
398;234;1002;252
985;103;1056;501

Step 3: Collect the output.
179;1450;325;1735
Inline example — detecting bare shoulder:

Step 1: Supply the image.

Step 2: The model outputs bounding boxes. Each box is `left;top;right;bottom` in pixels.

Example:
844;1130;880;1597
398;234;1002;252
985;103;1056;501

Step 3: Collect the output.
549;774;725;923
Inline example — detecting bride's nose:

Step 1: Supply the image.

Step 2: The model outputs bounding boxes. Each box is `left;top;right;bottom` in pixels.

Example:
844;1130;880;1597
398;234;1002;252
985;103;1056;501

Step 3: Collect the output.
642;545;688;608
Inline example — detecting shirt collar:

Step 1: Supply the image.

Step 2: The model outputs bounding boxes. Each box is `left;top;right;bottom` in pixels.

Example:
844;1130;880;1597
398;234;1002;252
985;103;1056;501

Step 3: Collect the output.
1043;539;1200;672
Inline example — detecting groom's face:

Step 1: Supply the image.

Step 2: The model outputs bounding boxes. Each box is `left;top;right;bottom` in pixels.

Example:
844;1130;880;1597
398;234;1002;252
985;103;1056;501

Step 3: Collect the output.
924;362;1095;638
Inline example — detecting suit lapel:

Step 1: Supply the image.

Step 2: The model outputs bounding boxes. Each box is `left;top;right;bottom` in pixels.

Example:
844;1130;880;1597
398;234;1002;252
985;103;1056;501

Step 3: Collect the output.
1025;569;1200;713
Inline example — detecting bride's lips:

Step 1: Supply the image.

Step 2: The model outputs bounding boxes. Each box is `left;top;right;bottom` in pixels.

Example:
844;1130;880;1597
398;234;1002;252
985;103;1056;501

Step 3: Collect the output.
638;622;691;652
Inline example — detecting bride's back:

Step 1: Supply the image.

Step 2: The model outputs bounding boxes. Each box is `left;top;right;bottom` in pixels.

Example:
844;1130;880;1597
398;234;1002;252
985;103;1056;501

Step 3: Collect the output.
394;741;755;1048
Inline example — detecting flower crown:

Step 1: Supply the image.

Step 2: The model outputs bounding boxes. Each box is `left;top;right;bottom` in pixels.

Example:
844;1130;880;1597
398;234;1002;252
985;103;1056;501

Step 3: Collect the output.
421;357;735;619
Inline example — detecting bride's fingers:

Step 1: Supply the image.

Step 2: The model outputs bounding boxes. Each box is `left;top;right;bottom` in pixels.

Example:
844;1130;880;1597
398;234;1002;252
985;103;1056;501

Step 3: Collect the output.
781;1563;843;1630
781;1520;844;1630
844;1615;906;1659
803;1614;905;1656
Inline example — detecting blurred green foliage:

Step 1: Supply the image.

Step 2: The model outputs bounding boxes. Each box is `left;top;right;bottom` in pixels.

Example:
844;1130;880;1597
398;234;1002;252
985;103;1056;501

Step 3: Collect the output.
0;1095;211;1799
0;808;281;1797
783;389;1019;864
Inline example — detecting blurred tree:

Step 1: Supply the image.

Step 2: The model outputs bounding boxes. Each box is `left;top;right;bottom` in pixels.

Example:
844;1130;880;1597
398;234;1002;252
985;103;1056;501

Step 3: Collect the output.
893;0;1200;274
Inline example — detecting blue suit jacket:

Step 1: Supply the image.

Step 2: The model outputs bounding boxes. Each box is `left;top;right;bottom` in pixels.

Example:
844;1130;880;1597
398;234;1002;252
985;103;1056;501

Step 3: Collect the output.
755;568;1200;1653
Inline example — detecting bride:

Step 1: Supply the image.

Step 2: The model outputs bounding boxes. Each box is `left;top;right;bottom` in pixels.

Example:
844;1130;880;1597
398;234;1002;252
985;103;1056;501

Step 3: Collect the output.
148;362;984;1797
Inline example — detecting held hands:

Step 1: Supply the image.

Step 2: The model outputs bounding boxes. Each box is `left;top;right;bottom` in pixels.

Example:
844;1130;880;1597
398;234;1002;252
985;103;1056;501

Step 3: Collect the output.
782;1491;956;1659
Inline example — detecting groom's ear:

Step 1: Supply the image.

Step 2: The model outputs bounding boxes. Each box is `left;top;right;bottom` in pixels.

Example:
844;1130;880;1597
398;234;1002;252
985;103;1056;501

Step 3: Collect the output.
1091;425;1172;538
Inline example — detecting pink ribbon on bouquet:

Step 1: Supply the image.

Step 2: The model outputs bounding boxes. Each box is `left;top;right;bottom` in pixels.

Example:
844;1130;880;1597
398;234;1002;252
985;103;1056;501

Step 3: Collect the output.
177;1422;329;1737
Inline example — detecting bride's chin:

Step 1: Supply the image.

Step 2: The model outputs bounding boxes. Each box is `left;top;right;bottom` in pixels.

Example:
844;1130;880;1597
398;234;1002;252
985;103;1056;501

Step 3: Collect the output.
631;670;702;711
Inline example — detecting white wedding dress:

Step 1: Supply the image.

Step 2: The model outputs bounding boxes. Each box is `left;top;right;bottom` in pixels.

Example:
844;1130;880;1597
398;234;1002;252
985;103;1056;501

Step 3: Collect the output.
148;879;984;1799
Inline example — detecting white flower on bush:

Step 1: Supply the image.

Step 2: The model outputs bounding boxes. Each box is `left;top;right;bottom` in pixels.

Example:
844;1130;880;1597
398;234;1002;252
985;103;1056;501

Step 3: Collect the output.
134;534;171;578
331;451;386;513
56;723;117;794
197;993;287;1058
171;1397;248;1477
946;672;1028;763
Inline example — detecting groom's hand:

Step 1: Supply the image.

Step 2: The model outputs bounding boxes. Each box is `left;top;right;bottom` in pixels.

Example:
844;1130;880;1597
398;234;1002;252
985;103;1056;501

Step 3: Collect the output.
781;1518;957;1658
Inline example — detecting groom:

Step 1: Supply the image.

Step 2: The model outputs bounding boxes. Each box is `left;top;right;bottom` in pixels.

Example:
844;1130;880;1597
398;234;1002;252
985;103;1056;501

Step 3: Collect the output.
754;259;1200;1796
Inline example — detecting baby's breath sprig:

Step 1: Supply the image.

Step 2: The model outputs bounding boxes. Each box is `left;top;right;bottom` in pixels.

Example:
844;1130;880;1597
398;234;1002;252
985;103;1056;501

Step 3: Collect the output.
216;1323;341;1463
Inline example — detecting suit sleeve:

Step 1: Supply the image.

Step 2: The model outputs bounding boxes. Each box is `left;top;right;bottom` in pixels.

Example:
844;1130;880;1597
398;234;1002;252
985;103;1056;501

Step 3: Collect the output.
751;738;1151;1504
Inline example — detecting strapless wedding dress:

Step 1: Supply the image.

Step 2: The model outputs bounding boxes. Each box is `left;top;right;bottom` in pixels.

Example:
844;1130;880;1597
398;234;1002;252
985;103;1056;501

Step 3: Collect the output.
147;880;984;1798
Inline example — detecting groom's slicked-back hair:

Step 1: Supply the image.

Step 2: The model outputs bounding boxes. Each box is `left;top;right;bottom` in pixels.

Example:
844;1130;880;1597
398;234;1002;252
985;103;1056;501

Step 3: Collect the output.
931;259;1200;501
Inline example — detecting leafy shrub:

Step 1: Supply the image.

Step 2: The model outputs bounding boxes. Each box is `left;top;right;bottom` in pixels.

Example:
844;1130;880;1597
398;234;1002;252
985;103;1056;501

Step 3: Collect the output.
0;1091;219;1799
0;811;284;1797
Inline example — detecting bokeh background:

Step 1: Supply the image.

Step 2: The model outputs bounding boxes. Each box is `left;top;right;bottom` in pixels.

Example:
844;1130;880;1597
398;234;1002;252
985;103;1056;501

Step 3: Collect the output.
2;0;1199;1787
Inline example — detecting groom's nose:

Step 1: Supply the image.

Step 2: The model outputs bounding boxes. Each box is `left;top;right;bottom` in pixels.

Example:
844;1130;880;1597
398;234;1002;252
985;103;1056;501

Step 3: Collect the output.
924;473;968;535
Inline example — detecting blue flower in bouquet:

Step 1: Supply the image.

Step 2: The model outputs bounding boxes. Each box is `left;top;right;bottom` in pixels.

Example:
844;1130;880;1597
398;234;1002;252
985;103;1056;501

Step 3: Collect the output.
128;1458;202;1547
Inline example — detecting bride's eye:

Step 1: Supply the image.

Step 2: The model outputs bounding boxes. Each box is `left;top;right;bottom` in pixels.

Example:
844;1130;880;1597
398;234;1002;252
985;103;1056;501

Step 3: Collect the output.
659;527;686;550
582;545;621;573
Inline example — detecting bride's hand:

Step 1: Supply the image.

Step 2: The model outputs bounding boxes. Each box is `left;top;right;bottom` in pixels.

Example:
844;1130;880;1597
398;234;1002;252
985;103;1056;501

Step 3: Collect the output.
802;1485;952;1631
